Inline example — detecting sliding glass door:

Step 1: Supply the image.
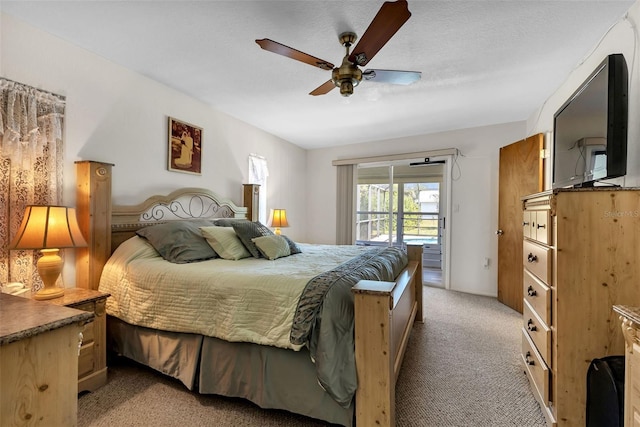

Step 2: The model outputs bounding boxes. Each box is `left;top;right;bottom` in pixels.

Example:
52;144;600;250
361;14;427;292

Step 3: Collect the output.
355;164;443;256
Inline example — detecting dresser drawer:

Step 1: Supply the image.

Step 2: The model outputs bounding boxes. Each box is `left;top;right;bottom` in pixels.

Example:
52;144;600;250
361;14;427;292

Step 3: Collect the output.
523;269;551;325
523;210;533;240
523;299;551;363
523;210;551;245
534;211;551;244
522;328;550;405
523;240;551;284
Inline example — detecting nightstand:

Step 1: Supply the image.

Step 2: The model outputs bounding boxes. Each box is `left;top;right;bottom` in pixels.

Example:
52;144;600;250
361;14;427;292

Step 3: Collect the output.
44;288;110;392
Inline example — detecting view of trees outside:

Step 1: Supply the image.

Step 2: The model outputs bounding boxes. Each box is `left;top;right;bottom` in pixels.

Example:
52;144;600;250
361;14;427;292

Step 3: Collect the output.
356;182;440;245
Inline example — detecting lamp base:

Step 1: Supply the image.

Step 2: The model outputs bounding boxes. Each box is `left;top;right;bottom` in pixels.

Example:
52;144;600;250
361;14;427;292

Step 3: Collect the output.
34;248;65;300
274;227;281;235
33;286;65;300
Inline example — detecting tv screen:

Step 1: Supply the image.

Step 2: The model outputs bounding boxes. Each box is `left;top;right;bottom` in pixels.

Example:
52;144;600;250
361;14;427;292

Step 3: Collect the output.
552;53;628;189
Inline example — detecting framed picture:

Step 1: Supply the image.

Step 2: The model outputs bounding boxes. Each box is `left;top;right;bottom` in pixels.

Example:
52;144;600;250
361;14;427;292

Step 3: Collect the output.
168;117;202;175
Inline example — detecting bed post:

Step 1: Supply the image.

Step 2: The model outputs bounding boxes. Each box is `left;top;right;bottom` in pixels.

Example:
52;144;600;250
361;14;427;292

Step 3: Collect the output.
242;184;260;221
406;243;424;322
75;160;114;290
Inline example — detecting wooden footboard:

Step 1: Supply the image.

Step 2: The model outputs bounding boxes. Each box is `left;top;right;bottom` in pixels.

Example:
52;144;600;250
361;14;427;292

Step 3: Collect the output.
352;243;423;427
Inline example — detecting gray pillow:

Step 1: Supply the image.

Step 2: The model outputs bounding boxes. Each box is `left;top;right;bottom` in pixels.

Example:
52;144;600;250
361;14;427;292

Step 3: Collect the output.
135;220;217;263
281;235;302;255
213;218;249;227
231;221;274;258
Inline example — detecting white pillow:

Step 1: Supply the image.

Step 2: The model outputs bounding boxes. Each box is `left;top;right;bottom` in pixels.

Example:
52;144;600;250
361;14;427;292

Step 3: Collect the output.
252;235;291;260
200;226;251;260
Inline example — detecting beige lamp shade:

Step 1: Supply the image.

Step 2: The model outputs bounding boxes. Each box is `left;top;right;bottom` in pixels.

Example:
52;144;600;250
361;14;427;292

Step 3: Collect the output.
10;206;87;300
267;209;289;235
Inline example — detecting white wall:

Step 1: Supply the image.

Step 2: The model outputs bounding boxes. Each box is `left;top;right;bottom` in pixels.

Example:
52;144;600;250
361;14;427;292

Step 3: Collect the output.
528;1;640;187
307;121;527;297
1;14;308;285
1;13;308;234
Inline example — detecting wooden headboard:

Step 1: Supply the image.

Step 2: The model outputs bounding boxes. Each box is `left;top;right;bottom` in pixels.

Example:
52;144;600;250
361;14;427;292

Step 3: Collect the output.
75;160;251;290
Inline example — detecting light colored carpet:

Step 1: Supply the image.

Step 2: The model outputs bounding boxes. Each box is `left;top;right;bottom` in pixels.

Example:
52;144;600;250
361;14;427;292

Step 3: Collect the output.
78;287;546;426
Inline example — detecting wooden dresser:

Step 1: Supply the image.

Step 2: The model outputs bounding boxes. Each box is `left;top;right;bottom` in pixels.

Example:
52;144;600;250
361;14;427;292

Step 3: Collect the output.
522;188;640;426
614;305;640;427
0;293;93;426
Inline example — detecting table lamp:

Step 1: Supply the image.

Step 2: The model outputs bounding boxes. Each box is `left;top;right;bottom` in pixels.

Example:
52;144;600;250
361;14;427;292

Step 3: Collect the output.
267;208;289;235
9;205;87;300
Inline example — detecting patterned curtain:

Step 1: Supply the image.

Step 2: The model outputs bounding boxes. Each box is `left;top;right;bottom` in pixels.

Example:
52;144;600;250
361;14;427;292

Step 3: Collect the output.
0;78;65;291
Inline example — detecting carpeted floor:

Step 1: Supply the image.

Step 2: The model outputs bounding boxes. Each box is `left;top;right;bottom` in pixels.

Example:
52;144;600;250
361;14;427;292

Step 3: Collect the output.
78;287;546;426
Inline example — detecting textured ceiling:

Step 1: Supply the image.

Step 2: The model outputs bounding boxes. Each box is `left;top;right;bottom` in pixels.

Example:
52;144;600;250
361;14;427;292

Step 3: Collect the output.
1;1;634;149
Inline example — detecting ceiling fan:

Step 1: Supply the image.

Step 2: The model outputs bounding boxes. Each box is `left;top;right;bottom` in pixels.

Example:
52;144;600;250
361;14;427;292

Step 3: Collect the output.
255;0;421;97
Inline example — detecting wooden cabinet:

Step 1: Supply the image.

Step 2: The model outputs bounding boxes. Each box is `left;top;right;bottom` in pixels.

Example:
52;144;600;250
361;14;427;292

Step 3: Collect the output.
615;306;640;427
46;288;110;392
522;188;640;427
0;293;92;426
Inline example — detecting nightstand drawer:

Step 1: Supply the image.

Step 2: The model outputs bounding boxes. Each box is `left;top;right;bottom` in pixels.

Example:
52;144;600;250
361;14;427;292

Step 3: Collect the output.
78;342;95;378
81;320;95;344
523;240;551;284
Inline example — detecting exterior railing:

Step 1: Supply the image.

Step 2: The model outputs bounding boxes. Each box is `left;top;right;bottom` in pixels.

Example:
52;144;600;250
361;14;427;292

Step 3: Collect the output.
355;211;439;245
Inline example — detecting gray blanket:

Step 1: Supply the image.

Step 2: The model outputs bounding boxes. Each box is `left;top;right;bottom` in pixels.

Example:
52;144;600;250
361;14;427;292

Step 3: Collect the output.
290;246;408;407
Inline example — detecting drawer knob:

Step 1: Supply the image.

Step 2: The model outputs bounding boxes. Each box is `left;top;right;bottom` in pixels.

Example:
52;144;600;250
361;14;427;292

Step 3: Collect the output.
523;221;530;226
527;286;537;297
525;351;535;366
527;253;538;263
527;319;537;332
536;223;546;229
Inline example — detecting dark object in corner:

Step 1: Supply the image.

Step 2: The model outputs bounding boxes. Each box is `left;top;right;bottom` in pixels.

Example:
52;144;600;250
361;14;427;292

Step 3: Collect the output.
586;355;625;427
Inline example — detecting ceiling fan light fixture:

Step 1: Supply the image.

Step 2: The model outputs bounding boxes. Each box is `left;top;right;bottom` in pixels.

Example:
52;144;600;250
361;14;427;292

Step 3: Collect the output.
339;80;354;97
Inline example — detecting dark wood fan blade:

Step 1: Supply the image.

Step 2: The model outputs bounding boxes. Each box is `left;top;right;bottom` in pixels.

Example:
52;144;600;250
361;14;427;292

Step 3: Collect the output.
363;69;421;85
348;0;411;66
309;80;336;96
256;39;334;71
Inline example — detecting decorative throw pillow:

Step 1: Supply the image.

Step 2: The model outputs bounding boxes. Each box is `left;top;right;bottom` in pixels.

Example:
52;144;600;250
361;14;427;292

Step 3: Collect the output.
280;235;302;255
231;221;274;258
135;220;218;264
252;235;291;260
200;226;251;260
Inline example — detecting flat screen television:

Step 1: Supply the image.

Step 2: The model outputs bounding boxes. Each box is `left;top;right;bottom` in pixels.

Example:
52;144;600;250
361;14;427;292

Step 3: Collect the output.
552;53;628;189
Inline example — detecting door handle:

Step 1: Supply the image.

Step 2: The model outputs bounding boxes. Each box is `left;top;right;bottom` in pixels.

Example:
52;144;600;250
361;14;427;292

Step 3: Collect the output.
496;229;504;235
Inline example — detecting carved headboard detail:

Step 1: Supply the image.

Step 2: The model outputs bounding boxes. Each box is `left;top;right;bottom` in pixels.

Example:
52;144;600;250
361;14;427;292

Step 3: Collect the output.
111;187;248;252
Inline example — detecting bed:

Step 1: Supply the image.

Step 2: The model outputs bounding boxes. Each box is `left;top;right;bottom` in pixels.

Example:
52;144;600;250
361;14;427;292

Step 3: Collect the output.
75;161;423;427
